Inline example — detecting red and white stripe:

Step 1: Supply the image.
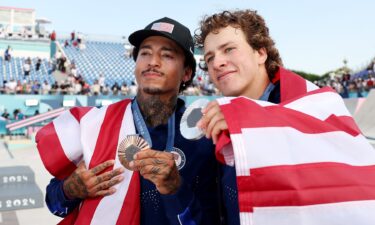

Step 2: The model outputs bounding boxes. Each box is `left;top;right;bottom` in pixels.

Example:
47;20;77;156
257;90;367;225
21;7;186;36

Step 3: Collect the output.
215;68;375;225
36;99;140;225
6;107;66;131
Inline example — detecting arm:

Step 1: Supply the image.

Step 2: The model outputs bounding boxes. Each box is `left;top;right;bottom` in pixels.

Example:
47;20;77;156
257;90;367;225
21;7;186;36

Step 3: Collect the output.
45;178;81;217
45;160;125;217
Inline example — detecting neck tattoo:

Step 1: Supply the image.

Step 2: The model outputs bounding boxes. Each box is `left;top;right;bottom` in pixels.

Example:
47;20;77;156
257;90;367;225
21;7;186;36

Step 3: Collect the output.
136;93;177;127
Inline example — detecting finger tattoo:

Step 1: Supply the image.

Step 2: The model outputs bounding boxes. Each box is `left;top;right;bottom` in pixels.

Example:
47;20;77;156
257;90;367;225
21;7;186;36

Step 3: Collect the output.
151;166;160;175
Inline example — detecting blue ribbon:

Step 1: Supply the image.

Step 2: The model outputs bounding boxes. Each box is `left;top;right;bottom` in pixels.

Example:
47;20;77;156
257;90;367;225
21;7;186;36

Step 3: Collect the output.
131;98;175;151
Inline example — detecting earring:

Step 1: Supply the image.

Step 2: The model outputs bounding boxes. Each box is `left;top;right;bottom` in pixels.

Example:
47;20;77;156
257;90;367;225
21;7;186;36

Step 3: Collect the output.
182;82;186;88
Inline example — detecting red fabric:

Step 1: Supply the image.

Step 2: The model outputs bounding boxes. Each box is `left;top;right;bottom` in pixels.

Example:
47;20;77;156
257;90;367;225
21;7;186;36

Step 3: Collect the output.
215;67;375;223
73;100;134;225
36;122;77;180
116;172;141;225
38;99;140;225
219;97;360;136
237;163;375;212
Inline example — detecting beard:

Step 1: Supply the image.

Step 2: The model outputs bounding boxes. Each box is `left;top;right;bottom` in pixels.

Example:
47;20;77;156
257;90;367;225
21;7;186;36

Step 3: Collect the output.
142;86;164;95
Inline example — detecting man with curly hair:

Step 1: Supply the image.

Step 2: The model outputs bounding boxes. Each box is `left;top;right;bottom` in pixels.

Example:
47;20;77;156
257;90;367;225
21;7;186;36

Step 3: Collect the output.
196;9;375;225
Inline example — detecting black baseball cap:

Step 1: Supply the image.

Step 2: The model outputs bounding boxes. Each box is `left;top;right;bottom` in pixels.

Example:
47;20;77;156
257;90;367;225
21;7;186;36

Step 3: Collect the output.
128;17;196;78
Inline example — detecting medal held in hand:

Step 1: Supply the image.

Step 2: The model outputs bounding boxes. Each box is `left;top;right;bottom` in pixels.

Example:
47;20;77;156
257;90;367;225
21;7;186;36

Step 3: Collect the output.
118;134;150;170
180;98;210;140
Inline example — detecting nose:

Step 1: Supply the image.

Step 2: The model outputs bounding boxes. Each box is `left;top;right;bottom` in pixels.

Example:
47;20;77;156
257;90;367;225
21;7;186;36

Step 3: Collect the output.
212;54;226;70
148;54;161;68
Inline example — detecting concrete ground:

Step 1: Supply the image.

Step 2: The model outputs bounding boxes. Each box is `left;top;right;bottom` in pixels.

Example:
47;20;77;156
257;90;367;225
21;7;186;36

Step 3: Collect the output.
0;140;61;225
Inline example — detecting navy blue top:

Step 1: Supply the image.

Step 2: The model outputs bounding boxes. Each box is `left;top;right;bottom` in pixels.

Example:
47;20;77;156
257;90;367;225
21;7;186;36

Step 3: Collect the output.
45;98;220;225
220;81;280;225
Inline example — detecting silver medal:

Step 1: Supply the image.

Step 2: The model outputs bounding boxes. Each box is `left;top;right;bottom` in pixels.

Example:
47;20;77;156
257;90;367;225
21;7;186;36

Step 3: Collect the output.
180;98;210;140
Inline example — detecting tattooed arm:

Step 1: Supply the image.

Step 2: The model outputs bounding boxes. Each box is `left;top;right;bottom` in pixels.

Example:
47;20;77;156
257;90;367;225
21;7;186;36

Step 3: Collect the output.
63;160;124;199
130;149;181;195
45;160;124;217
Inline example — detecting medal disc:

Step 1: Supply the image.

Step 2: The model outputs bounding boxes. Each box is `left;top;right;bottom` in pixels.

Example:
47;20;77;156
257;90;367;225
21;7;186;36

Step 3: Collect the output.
118;135;150;170
180;98;209;140
170;147;186;170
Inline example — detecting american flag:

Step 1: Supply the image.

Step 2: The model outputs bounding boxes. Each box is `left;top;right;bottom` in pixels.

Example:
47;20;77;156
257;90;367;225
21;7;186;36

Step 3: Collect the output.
151;22;175;33
36;99;140;225
215;68;375;225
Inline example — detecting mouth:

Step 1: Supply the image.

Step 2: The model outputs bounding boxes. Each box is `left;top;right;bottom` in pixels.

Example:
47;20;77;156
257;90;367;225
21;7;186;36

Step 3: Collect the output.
142;70;163;78
217;70;235;81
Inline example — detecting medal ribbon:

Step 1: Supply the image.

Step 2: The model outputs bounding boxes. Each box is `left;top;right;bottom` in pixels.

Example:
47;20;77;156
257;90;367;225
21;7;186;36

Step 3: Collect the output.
131;98;175;151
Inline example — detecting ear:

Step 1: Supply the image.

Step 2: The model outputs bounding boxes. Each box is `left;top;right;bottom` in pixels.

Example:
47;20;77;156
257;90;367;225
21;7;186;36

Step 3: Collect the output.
182;66;193;83
257;47;268;65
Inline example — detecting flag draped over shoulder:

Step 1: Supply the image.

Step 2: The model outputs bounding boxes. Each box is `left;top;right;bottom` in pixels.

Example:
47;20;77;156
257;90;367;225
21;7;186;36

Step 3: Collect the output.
215;68;375;225
36;99;140;225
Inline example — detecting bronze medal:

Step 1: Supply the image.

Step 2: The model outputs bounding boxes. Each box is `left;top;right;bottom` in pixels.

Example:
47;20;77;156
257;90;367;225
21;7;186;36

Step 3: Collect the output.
118;135;150;170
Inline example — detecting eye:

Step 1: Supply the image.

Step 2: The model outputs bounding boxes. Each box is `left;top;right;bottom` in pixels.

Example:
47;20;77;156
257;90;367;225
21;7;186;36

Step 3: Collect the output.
206;56;214;64
199;60;208;71
162;53;174;59
139;51;151;57
224;47;234;53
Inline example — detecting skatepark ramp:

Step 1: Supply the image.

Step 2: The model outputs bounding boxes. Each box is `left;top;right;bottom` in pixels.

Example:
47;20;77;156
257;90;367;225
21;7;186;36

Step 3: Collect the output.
5;107;66;132
353;89;375;148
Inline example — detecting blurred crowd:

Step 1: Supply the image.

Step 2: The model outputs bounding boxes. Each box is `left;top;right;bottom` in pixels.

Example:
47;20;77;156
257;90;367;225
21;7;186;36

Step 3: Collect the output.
0;73;219;96
314;72;374;98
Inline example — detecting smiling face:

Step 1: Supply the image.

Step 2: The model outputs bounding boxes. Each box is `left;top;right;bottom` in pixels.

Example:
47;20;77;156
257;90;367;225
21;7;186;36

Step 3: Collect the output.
134;35;192;98
203;26;269;98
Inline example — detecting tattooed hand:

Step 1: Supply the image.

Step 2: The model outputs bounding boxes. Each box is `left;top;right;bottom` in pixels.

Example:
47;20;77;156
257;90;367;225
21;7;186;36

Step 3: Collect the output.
129;149;181;195
63;160;124;199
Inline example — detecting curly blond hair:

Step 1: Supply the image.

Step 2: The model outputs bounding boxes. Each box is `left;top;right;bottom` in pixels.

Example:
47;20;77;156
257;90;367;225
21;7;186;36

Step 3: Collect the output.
195;9;283;80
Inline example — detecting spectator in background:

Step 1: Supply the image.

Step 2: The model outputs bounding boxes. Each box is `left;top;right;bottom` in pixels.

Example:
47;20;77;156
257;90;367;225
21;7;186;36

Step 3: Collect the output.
71;31;75;41
31;81;41;94
36;57;42;71
23;59;31;77
91;79;101;96
367;75;374;90
51;81;59;94
50;30;56;41
120;82;129;95
98;74;105;92
129;80;137;96
4;46;12;62
41;81;51;94
0;81;6;94
58;56;66;73
13;109;24;120
17;109;24;120
70;63;78;78
111;82;120;95
1;109;10;120
13;109;19;120
77;32;82;44
6;79;17;94
16;81;23;94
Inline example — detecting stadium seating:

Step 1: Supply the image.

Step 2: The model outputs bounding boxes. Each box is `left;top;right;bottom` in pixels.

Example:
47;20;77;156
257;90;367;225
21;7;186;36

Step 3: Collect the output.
0;57;54;84
62;40;207;87
61;41;135;86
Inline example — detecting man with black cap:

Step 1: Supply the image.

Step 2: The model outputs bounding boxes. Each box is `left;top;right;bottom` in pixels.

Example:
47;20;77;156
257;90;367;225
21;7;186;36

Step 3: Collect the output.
38;17;219;225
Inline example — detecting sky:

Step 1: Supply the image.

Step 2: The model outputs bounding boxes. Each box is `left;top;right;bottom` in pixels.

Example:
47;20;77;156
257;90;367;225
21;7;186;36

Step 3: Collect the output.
1;0;375;75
